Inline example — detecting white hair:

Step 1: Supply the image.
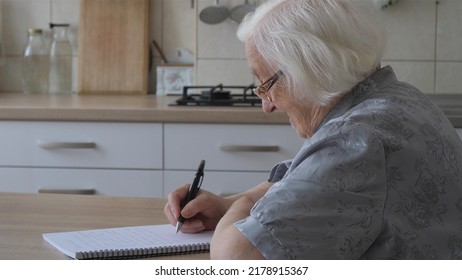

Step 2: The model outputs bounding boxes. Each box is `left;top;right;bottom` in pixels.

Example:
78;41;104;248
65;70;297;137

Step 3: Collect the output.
237;0;385;105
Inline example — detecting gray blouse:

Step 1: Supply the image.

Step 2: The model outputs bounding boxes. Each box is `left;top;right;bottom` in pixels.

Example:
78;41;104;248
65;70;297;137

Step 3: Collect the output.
235;66;462;259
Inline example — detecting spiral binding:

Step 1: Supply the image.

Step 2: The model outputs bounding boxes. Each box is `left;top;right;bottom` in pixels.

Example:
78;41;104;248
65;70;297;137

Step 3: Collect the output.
75;243;210;260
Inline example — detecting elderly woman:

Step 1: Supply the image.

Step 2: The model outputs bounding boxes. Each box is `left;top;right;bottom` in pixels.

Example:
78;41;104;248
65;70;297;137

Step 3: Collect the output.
164;0;462;259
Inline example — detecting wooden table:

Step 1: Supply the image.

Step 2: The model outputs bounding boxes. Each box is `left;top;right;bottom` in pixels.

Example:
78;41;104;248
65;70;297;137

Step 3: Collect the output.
0;192;209;260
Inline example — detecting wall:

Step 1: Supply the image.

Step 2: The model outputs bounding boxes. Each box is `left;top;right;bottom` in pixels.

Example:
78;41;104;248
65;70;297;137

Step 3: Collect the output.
0;0;461;95
196;0;462;95
381;0;462;95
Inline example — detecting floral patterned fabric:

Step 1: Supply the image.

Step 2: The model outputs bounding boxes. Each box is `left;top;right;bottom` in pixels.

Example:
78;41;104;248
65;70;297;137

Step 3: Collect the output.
235;66;462;259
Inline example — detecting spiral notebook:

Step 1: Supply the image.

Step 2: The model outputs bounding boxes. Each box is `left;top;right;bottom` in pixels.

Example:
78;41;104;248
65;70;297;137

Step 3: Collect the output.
43;224;213;260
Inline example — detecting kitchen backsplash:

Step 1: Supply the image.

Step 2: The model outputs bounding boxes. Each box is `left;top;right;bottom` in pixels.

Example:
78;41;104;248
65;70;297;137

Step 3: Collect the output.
0;0;461;95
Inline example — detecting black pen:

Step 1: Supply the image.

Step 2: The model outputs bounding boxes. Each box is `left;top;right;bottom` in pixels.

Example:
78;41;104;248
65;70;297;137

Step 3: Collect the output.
176;160;206;233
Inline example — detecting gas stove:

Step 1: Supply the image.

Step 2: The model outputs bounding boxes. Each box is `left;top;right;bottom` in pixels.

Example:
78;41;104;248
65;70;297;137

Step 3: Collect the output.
171;84;262;107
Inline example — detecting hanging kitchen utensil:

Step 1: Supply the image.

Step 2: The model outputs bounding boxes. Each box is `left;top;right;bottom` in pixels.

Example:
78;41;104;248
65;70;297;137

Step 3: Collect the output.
230;0;256;24
199;0;230;25
152;40;168;64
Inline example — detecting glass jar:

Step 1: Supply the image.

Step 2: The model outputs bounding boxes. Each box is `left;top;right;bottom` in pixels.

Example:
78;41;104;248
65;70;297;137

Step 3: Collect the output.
22;28;49;94
49;23;72;94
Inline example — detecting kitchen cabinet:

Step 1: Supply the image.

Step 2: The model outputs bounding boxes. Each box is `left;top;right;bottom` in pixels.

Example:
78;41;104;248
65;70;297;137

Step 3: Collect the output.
0;120;302;197
0;94;295;197
1;118;460;198
0;121;163;197
164;123;304;196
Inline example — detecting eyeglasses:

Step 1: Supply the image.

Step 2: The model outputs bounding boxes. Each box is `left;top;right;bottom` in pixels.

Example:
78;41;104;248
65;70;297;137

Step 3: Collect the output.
252;70;283;102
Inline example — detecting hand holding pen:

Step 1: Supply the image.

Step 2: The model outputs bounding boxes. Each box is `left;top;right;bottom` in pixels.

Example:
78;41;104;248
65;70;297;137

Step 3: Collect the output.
176;160;206;233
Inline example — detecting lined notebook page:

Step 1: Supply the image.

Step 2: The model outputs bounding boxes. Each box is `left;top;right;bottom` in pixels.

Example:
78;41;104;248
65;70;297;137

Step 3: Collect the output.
43;224;213;259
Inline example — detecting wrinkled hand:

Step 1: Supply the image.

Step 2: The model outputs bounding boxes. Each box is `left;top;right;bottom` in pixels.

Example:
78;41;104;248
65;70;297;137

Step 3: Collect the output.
164;184;232;233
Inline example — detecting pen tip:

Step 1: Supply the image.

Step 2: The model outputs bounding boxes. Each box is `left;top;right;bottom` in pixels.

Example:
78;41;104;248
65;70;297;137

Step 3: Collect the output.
175;222;182;234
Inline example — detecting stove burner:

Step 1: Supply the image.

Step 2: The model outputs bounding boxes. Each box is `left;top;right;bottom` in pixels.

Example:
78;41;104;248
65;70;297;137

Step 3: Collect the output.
171;84;261;107
200;90;231;100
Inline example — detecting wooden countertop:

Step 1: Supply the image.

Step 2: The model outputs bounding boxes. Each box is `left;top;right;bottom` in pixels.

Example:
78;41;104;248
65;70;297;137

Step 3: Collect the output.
0;192;209;260
0;93;289;124
1;92;461;126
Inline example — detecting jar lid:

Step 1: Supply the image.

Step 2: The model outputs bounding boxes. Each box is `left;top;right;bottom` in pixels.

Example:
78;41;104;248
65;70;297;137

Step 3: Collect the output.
50;23;70;28
27;28;43;34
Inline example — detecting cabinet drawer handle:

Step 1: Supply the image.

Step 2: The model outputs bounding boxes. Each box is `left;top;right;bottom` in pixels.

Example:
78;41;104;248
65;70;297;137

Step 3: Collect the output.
38;188;96;195
38;141;97;149
219;145;280;152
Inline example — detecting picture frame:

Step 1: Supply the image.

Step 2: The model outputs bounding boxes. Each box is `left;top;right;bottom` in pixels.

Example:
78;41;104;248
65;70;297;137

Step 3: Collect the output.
156;65;194;96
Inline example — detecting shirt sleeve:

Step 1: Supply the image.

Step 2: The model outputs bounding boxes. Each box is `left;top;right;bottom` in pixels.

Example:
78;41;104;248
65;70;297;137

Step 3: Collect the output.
267;160;292;183
235;121;389;259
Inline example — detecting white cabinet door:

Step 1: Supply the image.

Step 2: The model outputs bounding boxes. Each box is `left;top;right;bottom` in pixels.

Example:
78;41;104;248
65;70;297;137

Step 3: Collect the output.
0;167;163;197
164;124;303;171
0;121;163;169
